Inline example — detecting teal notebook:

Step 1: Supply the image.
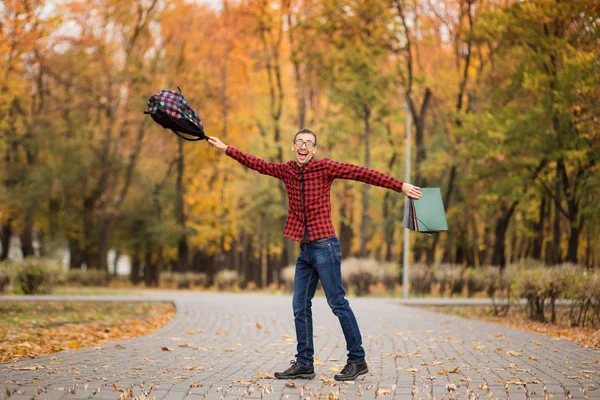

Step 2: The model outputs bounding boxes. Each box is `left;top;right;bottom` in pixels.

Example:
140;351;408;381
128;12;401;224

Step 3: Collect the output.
403;187;448;234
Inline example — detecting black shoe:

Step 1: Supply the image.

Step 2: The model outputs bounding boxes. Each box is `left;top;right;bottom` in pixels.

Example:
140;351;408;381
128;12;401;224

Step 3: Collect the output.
334;361;369;381
274;361;315;379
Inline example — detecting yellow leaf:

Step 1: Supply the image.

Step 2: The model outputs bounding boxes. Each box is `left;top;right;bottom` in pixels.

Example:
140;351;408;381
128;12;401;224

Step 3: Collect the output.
256;323;262;329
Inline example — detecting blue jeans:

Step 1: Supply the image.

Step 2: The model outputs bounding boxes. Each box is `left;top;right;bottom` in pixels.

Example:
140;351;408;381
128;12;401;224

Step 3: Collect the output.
293;236;365;366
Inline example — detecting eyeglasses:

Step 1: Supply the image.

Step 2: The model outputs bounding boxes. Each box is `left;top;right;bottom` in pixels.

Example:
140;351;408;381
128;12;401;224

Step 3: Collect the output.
294;139;316;148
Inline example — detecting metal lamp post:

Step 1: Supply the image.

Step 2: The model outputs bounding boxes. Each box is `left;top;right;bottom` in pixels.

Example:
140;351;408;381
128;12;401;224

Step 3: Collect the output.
403;100;412;299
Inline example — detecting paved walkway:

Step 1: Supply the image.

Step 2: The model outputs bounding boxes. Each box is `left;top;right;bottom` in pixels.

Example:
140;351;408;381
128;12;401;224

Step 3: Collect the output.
1;292;599;400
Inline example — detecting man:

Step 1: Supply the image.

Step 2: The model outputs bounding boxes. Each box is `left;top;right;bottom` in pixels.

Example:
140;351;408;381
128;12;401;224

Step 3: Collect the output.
208;129;421;381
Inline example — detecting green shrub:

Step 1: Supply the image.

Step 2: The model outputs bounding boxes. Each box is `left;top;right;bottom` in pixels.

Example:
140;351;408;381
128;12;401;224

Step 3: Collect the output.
433;264;464;297
0;262;15;293
160;271;208;289
380;262;398;292
484;266;513;316
15;259;62;295
214;270;240;290
462;267;487;297
281;265;295;292
569;269;600;328
341;258;380;296
180;272;208;289
409;263;433;296
65;269;109;287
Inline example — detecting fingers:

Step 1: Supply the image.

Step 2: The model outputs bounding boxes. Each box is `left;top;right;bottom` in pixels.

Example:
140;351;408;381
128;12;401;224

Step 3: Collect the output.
405;184;422;199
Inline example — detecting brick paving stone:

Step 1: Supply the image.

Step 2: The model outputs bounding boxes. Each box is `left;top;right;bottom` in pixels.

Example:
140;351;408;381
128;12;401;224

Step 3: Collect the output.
2;293;600;400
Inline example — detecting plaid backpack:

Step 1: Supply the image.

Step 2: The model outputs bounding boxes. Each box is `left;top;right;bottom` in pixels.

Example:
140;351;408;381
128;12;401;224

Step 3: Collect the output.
144;87;206;141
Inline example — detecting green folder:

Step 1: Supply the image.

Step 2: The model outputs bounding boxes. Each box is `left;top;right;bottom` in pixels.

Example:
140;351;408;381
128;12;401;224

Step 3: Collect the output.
403;187;448;234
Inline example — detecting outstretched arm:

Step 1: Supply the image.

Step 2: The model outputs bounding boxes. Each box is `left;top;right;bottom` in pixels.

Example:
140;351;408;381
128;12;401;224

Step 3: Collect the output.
208;136;285;179
327;159;422;199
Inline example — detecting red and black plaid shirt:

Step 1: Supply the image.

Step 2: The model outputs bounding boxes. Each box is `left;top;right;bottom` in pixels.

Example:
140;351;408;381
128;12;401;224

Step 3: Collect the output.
226;147;404;242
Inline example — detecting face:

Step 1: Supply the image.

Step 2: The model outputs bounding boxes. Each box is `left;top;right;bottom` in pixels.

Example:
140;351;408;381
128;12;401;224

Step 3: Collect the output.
292;133;317;166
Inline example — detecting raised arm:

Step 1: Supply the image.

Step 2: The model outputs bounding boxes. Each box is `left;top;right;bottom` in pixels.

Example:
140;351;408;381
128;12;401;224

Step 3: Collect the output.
327;159;422;199
208;136;286;179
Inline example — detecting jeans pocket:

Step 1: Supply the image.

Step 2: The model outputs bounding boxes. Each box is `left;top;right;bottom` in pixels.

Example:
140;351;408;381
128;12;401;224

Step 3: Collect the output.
329;238;342;264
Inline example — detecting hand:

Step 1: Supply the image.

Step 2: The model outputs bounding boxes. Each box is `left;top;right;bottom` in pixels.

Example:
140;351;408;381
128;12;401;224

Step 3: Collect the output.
208;136;228;152
402;183;422;199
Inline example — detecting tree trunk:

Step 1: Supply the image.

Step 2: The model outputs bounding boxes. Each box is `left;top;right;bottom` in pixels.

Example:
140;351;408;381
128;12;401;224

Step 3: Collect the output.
144;245;161;288
339;183;354;258
566;221;581;264
359;105;371;258
491;201;519;270
94;219;110;272
383;190;395;262
532;194;546;260
68;236;84;269
550;160;563;265
20;212;35;257
175;138;189;272
130;244;142;285
0;218;12;261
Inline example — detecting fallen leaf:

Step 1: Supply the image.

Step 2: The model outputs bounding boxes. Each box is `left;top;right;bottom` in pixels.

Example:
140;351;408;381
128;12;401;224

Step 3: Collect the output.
161;347;174;352
183;365;204;371
506;351;523;357
256;323;262;329
216;331;228;336
285;381;296;388
404;368;419;373
190;383;202;388
186;330;196;335
376;389;390;395
257;371;273;379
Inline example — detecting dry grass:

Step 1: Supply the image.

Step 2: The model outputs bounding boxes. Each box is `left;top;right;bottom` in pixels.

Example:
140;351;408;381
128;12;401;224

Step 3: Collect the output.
0;301;176;362
417;304;600;349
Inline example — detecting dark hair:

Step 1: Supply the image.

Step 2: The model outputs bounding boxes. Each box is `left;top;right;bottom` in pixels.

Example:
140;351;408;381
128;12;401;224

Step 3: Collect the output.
293;128;317;146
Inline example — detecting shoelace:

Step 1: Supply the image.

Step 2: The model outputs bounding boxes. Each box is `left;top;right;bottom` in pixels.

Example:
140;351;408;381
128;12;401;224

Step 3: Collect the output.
284;360;298;373
339;364;353;374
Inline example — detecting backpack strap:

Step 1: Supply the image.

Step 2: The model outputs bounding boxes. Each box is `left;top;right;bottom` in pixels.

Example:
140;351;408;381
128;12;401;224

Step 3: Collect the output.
171;129;204;141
